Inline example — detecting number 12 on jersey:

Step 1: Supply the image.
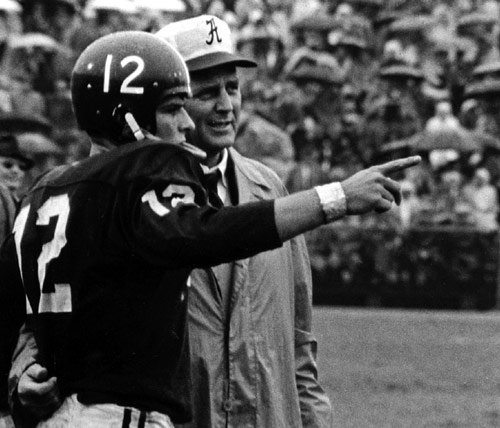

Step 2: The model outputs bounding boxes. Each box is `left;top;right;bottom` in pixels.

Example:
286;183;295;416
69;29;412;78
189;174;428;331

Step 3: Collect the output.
13;194;72;314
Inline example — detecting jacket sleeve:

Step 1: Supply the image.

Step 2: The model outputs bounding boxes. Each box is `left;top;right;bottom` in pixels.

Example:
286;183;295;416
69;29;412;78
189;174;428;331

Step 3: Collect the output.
292;234;333;428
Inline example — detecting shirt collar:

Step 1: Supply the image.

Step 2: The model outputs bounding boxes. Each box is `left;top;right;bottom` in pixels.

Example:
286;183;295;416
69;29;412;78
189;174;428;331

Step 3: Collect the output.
200;149;229;189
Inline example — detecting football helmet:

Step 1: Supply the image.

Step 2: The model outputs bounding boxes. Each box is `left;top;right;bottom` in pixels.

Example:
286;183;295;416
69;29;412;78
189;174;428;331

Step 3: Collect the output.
71;31;190;143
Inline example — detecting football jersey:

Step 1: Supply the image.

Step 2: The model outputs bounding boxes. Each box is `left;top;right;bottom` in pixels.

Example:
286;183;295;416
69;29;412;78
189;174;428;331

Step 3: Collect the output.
13;139;281;422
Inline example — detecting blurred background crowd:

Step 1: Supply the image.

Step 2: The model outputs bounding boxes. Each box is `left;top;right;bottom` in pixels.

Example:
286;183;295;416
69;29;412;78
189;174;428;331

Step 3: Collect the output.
3;0;500;307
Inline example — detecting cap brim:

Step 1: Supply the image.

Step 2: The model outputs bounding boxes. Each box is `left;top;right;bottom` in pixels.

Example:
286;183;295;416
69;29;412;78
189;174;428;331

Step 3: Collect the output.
0;152;34;170
15;155;34;170
186;52;257;72
0;113;52;136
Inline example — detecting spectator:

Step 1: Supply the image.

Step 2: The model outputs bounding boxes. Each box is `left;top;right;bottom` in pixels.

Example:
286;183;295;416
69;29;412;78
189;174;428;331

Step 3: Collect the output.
235;108;296;182
237;9;285;76
459;98;480;130
327;29;373;93
287;142;331;193
0;113;59;195
285;62;344;162
69;0;138;58
0;0;22;42
463;167;499;230
425;100;461;132
0;132;32;427
396;179;421;228
22;0;79;44
0;133;32;235
16;131;65;186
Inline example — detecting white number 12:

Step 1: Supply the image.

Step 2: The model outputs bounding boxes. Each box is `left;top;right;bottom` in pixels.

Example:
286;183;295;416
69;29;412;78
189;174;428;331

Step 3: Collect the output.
103;54;145;94
14;194;72;314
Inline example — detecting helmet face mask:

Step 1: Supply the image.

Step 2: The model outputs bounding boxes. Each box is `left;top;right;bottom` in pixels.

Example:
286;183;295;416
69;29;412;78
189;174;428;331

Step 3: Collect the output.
71;31;191;144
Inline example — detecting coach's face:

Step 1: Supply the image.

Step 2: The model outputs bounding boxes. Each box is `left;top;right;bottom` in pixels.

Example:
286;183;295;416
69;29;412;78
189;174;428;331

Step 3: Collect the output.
185;64;241;165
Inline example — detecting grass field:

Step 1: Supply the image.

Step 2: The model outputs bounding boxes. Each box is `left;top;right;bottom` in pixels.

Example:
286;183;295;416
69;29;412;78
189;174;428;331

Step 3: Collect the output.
313;307;500;428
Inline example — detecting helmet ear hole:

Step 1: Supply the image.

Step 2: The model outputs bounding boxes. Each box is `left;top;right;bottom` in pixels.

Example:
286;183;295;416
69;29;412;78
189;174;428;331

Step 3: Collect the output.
111;104;126;124
110;105;146;142
110;104;131;142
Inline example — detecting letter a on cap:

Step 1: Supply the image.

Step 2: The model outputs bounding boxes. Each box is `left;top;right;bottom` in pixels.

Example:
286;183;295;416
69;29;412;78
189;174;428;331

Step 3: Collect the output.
156;15;257;72
206;17;222;45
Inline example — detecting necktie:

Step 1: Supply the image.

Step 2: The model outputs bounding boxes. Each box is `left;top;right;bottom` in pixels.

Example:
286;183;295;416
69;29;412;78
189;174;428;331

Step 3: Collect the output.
204;170;224;208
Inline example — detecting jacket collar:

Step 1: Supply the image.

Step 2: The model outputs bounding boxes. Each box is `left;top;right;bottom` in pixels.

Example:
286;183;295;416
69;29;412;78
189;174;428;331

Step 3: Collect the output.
228;147;272;203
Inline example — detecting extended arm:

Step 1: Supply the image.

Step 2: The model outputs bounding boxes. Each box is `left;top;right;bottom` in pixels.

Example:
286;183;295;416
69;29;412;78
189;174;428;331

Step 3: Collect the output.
132;155;421;268
275;156;421;241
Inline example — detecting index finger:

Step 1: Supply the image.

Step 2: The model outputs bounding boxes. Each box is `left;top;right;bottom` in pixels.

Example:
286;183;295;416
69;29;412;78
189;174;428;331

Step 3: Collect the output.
374;156;422;175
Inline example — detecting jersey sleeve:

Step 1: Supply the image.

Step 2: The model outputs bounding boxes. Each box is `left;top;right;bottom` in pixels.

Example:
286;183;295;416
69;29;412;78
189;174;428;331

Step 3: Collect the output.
122;153;282;269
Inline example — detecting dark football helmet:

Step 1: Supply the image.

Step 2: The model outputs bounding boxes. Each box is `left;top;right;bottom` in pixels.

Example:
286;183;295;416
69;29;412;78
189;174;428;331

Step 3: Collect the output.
71;31;190;143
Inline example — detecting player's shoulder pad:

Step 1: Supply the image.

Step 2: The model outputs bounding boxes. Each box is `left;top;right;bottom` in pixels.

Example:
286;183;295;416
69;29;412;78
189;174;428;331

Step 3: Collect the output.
138;137;206;160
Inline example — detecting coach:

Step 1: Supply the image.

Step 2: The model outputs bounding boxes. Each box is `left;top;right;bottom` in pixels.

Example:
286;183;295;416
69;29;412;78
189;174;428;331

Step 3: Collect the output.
157;15;333;428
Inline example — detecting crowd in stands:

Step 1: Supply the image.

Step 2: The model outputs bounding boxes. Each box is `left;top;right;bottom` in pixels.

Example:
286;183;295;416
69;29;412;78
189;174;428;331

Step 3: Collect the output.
2;0;500;235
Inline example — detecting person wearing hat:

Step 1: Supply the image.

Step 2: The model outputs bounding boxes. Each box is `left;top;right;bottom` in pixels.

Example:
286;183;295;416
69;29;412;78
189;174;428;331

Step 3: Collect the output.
155;17;419;428
0;134;33;197
156;15;335;428
0;134;32;428
0;134;33;237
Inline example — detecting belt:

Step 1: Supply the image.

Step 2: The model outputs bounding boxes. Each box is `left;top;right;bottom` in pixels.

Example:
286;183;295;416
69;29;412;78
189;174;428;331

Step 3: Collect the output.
122;408;147;428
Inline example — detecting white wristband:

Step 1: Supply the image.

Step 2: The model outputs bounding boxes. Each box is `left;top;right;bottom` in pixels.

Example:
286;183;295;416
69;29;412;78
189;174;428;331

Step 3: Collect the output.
314;182;347;223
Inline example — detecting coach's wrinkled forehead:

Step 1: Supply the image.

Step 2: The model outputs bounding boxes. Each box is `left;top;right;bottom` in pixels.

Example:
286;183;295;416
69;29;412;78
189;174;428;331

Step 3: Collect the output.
156;14;256;72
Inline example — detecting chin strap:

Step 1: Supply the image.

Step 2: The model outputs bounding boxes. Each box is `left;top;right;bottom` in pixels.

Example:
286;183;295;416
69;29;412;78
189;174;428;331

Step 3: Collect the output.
178;141;207;160
123;110;207;160
140;127;207;160
124;112;145;141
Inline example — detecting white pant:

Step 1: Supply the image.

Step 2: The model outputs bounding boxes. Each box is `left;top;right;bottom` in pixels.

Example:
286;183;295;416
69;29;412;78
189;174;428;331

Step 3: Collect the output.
0;413;14;428
36;394;174;428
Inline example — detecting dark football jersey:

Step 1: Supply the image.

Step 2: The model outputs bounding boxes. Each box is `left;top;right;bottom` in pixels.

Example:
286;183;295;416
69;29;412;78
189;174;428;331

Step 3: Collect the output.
12;139;281;421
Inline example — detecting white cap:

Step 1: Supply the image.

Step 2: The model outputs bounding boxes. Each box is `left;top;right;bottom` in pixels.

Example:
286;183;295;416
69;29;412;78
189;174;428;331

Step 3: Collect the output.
134;0;186;12
156;14;256;72
85;0;137;14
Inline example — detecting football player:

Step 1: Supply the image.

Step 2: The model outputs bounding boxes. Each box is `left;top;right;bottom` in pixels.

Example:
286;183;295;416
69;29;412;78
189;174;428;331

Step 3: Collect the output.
4;31;420;427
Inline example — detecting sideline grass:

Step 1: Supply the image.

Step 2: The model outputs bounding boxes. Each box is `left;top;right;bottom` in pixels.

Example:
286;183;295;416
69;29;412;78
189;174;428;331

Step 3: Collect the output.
313;307;500;428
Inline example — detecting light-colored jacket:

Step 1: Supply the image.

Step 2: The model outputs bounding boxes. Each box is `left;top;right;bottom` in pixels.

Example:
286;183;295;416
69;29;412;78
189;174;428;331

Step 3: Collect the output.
176;148;332;428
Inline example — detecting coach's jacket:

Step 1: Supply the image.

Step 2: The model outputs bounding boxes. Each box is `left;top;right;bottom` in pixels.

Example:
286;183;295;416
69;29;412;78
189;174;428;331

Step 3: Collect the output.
177;148;332;428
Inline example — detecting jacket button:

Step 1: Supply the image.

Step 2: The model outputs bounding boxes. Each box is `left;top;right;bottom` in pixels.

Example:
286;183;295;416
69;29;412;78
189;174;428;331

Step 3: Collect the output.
223;400;232;411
